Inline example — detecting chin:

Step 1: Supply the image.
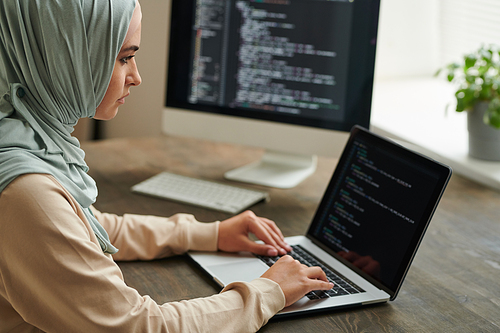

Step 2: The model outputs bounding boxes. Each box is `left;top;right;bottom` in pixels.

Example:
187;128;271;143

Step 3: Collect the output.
94;108;119;120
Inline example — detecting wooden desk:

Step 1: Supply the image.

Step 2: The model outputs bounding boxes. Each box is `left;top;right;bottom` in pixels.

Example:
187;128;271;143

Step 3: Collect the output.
82;135;500;332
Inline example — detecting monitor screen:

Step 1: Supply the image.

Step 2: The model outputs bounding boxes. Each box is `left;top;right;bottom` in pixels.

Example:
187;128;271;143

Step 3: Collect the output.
165;0;380;132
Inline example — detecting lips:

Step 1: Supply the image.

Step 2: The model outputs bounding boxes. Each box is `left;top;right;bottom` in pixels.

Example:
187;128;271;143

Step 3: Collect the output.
117;93;129;104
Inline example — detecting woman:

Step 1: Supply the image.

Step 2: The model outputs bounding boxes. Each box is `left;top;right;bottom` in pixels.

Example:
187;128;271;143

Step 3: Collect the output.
0;1;332;332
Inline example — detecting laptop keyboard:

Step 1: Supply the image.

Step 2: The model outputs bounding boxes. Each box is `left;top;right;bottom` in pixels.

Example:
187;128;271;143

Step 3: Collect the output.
257;245;365;299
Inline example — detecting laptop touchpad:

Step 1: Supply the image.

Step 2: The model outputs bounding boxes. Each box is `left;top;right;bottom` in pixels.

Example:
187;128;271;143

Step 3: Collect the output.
208;260;269;285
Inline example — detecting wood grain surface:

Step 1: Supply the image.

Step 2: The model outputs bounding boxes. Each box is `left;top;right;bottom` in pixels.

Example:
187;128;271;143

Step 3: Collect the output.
82;135;500;332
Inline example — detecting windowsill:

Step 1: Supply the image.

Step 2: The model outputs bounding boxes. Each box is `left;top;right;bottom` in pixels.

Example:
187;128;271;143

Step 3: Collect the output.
370;76;500;191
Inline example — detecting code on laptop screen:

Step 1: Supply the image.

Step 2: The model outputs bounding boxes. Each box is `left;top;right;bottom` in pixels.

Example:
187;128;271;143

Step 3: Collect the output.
310;128;449;292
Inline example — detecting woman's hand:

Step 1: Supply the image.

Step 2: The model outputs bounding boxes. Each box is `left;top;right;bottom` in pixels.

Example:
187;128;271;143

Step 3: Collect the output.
218;211;292;256
261;255;334;307
218;211;333;307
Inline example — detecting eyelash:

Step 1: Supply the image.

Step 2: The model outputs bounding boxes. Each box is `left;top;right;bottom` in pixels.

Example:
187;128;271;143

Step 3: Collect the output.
120;55;135;64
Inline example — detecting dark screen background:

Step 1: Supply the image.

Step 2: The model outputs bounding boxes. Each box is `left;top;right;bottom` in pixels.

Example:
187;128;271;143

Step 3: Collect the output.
166;0;380;131
310;129;448;290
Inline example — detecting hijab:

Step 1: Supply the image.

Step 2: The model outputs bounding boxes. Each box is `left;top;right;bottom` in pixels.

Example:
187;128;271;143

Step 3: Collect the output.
0;0;140;254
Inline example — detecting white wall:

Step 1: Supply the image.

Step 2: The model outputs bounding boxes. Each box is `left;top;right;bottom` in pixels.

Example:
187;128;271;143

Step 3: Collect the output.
374;0;439;80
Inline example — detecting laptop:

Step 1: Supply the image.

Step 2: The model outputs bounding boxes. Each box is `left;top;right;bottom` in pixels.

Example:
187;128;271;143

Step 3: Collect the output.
188;125;452;317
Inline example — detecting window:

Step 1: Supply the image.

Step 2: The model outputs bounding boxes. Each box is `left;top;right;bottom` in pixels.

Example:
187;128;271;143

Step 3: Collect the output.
440;0;500;65
372;0;500;192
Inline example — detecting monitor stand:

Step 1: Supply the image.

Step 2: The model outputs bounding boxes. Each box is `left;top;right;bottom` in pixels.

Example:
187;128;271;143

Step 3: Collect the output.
224;150;317;189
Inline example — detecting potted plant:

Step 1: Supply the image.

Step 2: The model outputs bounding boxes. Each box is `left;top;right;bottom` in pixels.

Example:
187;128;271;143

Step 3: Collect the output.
435;44;500;161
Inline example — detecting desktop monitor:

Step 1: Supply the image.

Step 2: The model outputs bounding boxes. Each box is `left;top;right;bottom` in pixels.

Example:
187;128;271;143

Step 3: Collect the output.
164;0;380;188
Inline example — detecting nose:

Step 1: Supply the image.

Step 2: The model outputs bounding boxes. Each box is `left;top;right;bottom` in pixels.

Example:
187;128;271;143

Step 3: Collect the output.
127;61;142;87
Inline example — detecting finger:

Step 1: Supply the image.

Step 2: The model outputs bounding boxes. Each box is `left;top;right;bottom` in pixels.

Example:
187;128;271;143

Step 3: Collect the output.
248;219;284;252
261;219;292;253
305;267;334;291
276;254;294;264
309;279;334;291
246;241;280;256
306;266;329;283
261;218;285;240
256;219;291;254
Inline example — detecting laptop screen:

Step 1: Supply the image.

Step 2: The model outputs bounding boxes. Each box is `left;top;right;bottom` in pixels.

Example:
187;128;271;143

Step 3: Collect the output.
308;126;451;298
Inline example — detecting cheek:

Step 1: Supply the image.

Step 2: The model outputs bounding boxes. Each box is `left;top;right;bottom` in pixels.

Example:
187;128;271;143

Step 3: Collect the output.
102;70;123;104
105;71;123;102
95;71;122;119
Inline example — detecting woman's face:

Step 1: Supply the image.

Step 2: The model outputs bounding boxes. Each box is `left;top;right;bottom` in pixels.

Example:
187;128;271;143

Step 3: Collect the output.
94;23;142;120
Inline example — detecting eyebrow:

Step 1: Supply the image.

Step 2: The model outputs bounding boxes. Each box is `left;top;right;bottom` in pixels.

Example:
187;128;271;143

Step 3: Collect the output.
120;45;140;53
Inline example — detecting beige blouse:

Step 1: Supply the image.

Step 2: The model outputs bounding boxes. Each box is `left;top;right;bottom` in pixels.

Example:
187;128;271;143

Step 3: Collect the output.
0;174;285;332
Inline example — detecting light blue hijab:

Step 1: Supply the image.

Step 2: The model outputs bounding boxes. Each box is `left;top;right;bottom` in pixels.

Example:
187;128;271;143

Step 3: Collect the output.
0;0;137;254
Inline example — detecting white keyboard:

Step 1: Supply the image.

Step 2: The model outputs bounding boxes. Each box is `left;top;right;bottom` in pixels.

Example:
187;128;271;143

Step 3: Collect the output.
131;172;270;214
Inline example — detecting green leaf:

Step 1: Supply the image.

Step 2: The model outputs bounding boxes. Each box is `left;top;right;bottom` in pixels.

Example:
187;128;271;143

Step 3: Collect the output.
480;48;492;62
485;98;500;128
480;82;492;98
465;54;477;69
465;74;475;84
438;44;500;119
478;66;489;76
486;112;500;128
456;92;465;111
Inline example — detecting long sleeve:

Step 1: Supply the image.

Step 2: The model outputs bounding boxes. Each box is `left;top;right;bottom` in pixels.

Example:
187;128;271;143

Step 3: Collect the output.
91;208;220;261
0;174;285;333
